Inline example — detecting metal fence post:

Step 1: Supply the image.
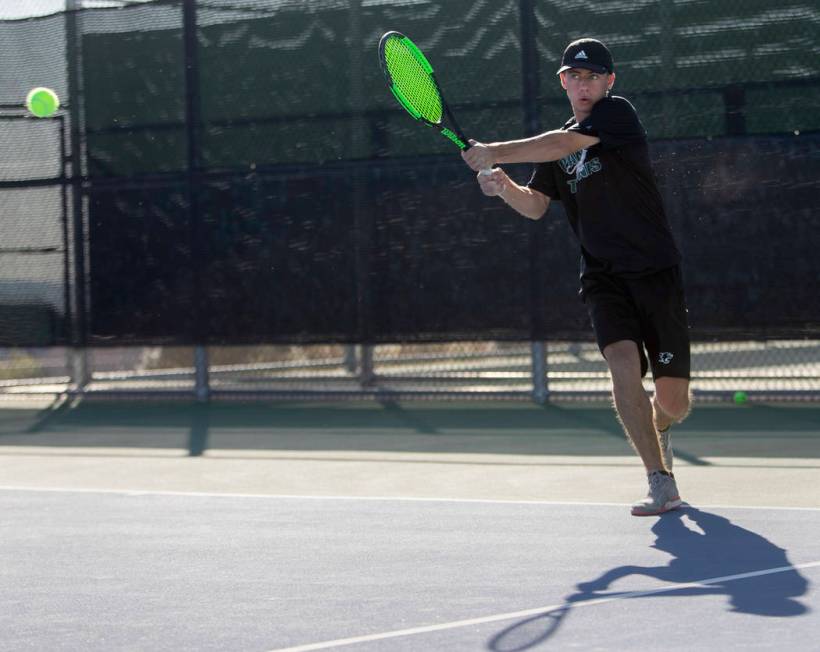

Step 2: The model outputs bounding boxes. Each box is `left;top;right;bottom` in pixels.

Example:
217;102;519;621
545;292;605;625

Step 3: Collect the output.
66;0;89;374
358;344;374;386
349;0;373;368
182;0;206;356
194;345;209;402
69;347;89;392
531;341;547;404
723;84;747;135
344;345;358;374
343;344;373;386
660;0;676;138
521;0;548;391
519;0;540;136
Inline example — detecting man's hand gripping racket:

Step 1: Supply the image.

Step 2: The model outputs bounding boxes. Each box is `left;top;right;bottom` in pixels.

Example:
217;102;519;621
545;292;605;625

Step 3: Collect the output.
378;31;493;177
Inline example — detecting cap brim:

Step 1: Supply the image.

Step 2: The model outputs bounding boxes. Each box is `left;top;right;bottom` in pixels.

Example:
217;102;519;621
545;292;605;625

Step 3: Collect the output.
556;62;609;75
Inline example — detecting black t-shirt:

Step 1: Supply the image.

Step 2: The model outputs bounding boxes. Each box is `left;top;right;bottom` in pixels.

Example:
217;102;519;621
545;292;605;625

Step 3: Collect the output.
527;95;680;278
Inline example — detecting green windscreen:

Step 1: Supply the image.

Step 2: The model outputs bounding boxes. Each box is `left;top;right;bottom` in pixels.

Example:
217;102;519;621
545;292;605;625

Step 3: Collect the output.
383;34;443;124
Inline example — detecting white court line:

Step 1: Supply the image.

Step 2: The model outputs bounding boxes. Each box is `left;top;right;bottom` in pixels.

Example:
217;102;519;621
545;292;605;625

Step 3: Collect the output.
268;560;820;652
1;485;820;512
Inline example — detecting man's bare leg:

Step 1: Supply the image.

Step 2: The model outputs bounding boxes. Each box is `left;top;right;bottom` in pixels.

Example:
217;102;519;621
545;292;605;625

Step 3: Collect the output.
651;377;691;470
653;377;692;431
603;340;667;473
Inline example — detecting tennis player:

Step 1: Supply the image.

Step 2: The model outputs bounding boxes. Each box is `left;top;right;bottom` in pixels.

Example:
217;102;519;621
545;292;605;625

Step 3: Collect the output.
462;38;691;516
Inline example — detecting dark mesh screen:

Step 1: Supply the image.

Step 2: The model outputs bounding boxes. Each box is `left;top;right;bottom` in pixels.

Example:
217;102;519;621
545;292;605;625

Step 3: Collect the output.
1;0;818;346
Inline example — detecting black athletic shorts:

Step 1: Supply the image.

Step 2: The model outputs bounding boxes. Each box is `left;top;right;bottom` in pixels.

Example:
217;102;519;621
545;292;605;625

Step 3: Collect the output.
580;265;691;380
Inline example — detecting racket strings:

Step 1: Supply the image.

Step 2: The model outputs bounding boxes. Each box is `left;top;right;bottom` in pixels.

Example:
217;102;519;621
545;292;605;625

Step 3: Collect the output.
384;37;443;124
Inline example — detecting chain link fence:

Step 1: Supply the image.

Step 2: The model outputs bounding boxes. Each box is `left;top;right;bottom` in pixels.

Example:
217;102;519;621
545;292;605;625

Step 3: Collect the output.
1;1;819;402
2;341;819;402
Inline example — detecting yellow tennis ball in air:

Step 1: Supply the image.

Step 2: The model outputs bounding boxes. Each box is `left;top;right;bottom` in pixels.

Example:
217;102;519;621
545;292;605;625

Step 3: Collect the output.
25;87;60;117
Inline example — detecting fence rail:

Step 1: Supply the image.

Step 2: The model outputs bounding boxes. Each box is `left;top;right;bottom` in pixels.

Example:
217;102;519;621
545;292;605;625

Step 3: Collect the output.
2;341;819;403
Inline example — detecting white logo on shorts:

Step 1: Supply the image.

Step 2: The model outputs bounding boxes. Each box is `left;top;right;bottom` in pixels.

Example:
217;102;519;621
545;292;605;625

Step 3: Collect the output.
659;352;674;365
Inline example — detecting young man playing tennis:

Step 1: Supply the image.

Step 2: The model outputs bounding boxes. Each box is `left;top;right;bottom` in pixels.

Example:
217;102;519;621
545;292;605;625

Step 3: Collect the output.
462;38;691;516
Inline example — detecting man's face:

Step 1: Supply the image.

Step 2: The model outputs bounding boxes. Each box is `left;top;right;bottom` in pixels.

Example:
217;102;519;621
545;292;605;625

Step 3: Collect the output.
560;68;615;112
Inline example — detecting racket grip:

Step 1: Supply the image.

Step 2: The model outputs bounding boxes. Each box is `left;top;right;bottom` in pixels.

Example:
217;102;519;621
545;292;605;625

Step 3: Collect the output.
461;140;493;176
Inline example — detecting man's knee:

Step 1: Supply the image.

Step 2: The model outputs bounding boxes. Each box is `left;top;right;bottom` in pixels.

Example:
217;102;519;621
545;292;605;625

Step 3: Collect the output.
654;379;691;421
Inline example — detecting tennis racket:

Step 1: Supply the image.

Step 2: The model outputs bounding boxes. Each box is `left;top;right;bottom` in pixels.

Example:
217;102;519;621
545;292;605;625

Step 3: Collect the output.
378;31;491;175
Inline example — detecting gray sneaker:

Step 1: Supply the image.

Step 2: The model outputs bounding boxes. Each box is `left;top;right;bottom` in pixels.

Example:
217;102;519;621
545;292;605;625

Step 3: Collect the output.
631;471;682;516
659;426;673;471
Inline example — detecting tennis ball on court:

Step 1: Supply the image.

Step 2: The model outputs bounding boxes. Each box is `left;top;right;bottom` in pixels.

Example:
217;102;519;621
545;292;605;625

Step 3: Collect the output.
25;87;60;117
733;391;748;405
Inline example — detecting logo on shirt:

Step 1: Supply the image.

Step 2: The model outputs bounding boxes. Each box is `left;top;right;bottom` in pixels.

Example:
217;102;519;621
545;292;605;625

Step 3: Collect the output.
659;352;674;365
559;149;602;194
558;150;584;175
575;50;588;60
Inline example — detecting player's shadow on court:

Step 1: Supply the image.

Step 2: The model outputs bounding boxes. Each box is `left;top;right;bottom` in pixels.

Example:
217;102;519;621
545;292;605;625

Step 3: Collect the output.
488;506;809;651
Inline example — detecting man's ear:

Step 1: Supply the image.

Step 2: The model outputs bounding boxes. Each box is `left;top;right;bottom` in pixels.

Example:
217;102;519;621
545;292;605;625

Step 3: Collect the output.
607;72;616;92
559;71;568;90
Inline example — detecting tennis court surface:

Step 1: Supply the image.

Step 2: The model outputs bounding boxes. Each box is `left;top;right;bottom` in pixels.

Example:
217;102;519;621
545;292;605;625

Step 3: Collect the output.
2;399;818;651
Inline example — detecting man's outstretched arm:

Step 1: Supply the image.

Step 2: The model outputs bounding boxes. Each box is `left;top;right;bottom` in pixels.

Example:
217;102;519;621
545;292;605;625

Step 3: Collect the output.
462;130;599;172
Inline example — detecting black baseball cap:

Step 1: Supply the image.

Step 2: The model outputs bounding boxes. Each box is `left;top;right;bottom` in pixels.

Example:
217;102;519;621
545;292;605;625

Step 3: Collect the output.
556;38;614;75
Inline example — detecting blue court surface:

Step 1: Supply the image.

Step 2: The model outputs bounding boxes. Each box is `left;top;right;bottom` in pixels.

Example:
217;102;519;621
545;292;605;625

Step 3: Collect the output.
2;489;818;651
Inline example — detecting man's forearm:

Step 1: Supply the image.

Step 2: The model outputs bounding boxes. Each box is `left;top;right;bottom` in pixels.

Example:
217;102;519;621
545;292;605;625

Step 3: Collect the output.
490;130;589;165
498;180;548;220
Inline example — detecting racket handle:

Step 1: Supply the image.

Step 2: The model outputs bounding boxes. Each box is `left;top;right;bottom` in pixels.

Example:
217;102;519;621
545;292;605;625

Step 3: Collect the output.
461;140;493;176
462;139;493;175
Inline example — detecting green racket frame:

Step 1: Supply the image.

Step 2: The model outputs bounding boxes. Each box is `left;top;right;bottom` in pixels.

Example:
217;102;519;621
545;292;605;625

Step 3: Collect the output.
378;31;474;152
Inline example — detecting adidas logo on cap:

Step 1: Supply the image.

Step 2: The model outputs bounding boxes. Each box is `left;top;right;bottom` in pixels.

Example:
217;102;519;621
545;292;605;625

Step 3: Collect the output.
557;39;614;75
